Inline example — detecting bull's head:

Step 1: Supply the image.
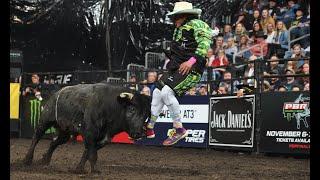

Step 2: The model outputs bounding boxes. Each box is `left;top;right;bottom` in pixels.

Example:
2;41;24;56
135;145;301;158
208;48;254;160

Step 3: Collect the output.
117;92;151;140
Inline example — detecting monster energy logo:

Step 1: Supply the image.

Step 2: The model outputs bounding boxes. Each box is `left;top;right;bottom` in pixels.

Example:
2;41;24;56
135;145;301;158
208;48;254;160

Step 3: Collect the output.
29;99;55;134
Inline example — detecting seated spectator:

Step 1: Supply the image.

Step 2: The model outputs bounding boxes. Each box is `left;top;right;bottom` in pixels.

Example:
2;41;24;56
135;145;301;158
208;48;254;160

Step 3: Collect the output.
263;55;284;76
237;35;252;60
268;69;282;91
282;68;301;91
263;80;272;92
232;11;251;32
197;84;208;96
224;37;238;59
284;60;298;74
263;0;281;21
250;31;268;57
265;23;276;43
233;23;247;43
140;86;151;96
296;62;309;88
146;71;157;94
128;74;139;91
206;48;215;67
292;85;300;91
277;85;288;92
247;9;261;32
303;82;309;91
243;55;257;86
249;22;264;41
260;8;275;33
211;49;229;80
223;24;234;42
221;71;240;94
216;83;228;95
284;43;306;69
289;7;310;48
212;36;224;55
273;20;289;50
277;0;300;27
186;87;197;96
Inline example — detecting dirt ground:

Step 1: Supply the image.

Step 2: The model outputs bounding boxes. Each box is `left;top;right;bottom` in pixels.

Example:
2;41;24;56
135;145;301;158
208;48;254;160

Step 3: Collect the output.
10;138;309;180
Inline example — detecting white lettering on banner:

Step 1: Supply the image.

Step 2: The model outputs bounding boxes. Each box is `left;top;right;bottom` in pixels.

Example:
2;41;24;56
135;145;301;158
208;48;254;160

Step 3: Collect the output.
211;111;226;128
210;110;252;129
55;74;73;84
184;130;206;143
157;105;208;123
266;131;302;137
276;138;310;143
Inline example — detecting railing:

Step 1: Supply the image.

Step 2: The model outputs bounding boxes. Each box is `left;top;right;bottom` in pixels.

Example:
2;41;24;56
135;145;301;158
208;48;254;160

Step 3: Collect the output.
288;24;310;49
233;43;265;64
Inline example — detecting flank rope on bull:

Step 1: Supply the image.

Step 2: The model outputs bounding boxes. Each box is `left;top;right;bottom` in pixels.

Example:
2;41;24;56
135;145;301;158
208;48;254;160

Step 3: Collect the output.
55;86;72;122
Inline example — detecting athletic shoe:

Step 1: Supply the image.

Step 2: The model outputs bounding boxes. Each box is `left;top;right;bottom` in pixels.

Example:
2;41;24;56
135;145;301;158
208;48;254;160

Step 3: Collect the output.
146;128;155;138
163;128;187;146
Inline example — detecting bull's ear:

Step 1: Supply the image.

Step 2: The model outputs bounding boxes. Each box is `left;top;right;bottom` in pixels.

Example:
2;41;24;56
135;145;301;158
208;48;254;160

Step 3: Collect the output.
117;92;134;105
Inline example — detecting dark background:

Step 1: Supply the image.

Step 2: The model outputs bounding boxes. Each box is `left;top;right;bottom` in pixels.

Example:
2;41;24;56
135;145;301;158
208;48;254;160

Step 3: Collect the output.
10;0;252;73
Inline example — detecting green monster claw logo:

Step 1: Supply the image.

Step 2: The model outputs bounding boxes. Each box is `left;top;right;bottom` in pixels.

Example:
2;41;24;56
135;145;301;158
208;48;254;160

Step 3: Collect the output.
30;99;56;134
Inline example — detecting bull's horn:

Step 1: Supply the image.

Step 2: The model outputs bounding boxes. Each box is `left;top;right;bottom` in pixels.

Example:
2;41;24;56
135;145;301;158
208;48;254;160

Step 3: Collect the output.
120;92;134;100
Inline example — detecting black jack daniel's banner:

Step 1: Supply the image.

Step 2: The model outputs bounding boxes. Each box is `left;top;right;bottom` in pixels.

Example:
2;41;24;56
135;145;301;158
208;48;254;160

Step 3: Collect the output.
209;95;255;148
260;92;310;154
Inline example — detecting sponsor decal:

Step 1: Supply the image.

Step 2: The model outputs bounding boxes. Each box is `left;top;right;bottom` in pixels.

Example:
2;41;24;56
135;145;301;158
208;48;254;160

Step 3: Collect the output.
29;99;55;134
283;94;310;129
167;129;206;144
157;105;208;123
55;74;72;84
209;95;255;148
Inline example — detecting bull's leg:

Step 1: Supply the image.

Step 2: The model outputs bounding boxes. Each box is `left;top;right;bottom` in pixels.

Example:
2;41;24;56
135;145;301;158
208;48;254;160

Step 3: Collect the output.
88;147;99;173
73;149;88;174
41;130;70;165
23;120;54;165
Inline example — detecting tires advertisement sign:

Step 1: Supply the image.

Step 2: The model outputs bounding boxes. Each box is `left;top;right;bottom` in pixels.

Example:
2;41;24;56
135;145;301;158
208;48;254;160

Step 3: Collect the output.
209;95;255;148
136;96;209;148
260;92;310;154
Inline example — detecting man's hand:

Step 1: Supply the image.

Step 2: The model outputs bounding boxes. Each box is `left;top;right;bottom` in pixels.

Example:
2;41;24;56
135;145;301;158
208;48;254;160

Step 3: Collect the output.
237;89;244;98
179;61;193;75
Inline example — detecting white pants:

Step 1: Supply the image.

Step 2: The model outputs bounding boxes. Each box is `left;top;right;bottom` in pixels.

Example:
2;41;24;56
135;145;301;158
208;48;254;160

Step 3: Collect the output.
151;85;181;127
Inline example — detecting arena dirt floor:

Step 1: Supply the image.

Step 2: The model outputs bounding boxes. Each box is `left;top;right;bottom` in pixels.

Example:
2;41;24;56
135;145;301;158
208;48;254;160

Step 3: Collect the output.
10;138;309;180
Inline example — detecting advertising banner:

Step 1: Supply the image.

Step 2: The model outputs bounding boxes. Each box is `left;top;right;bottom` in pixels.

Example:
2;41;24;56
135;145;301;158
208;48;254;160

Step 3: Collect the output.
21;97;56;138
209;95;255;148
136;96;209;148
10;83;20;119
260;92;310;154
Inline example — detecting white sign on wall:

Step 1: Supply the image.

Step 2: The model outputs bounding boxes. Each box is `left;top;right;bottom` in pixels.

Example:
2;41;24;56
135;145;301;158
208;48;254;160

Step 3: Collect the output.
156;104;208;123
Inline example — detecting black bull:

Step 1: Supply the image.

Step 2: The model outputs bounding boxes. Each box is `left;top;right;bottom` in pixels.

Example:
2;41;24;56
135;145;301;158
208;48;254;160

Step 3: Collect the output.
23;83;151;173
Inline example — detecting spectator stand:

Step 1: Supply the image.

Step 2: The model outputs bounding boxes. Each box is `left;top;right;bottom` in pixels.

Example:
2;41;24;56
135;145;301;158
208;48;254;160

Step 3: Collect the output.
126;63;146;82
145;52;165;70
288;24;310;49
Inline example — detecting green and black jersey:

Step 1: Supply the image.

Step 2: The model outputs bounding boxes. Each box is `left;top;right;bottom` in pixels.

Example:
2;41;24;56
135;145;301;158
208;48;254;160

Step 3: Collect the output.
165;18;213;74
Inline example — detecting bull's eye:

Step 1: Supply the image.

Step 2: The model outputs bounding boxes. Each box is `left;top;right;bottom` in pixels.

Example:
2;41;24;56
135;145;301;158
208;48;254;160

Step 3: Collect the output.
128;106;135;113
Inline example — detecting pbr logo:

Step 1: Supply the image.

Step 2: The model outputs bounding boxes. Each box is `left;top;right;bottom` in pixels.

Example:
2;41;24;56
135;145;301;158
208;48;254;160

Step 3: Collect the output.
167;129;206;143
283;94;310;129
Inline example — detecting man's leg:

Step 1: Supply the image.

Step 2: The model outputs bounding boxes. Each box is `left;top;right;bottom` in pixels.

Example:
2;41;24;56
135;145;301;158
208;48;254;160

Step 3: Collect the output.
161;85;187;146
146;88;164;138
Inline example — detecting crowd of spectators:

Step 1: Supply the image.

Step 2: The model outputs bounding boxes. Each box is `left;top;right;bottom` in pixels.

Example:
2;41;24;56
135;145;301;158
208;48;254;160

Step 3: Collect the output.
200;0;310;95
